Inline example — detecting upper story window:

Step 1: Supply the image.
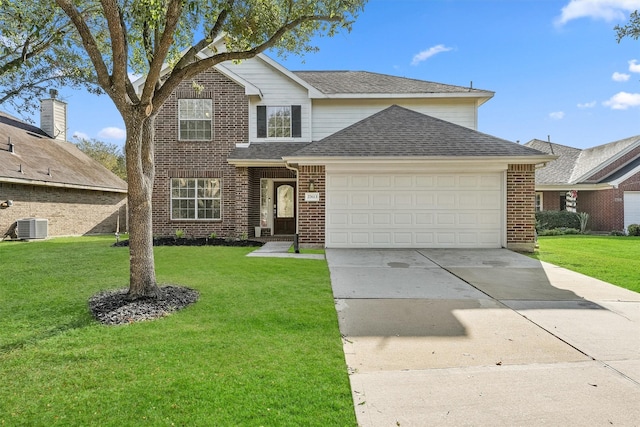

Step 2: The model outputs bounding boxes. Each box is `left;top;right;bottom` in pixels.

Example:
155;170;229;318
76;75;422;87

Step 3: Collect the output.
257;105;301;138
179;99;212;140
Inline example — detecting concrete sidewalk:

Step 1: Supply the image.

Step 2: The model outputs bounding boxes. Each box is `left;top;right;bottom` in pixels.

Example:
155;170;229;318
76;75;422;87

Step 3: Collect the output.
326;249;640;426
246;241;325;259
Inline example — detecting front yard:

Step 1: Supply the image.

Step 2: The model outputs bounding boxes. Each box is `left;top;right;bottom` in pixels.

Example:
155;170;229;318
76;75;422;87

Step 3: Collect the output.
532;235;640;293
0;236;356;426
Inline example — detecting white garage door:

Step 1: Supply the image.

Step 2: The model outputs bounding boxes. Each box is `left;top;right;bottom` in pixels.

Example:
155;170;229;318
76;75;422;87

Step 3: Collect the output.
326;172;504;248
624;192;640;231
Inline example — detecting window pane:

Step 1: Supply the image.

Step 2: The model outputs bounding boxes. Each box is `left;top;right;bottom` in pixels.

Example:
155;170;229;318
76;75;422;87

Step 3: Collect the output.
277;185;294;218
266;106;292;139
179;99;212;140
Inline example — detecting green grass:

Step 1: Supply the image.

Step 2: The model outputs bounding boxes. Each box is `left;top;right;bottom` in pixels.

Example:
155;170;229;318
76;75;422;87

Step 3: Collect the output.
0;236;355;426
531;235;640;293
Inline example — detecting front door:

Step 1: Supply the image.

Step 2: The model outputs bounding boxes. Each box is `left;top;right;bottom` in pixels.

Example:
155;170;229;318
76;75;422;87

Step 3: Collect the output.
274;182;296;235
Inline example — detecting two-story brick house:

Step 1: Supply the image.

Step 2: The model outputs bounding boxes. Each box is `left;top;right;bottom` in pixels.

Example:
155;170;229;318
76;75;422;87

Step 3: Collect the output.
147;48;553;251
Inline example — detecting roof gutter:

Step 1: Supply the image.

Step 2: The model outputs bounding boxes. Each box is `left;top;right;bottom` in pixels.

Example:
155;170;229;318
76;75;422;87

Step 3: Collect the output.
281;155;557;166
535;183;613;191
226;159;286;167
0;176;128;193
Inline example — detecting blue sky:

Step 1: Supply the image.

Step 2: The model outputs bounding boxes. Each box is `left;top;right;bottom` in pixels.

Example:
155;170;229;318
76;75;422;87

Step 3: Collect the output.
27;0;640;150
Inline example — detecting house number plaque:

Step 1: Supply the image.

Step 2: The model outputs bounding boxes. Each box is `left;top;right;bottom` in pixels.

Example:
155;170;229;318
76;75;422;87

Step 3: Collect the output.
304;192;320;202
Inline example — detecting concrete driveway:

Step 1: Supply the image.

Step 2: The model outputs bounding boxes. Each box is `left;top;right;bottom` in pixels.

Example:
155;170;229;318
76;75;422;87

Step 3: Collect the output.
326;248;640;426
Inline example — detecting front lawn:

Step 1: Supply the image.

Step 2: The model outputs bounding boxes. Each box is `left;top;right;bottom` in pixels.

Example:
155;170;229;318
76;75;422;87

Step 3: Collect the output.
0;236;355;426
531;235;640;293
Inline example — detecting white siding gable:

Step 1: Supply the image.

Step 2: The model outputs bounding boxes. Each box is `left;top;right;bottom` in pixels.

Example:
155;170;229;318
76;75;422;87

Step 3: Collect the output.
224;57;312;142
311;99;479;141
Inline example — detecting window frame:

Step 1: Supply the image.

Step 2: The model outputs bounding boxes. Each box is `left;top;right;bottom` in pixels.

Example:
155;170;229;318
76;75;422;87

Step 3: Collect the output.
170;178;222;221
535;192;543;212
257;105;301;139
178;99;213;141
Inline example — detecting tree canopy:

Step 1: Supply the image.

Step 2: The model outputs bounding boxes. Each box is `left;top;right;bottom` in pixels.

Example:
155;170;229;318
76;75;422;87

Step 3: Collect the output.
75;137;127;181
0;0;100;119
615;10;640;42
12;0;366;298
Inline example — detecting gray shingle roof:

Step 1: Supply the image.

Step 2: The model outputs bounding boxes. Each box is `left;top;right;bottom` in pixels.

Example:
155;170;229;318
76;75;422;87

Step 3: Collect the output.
572;135;640;182
289;105;548;158
525;135;640;185
293;71;493;96
524;139;581;184
0;111;127;192
228;141;312;161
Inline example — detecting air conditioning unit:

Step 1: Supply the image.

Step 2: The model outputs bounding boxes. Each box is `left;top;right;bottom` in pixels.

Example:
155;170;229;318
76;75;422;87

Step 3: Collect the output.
16;218;48;239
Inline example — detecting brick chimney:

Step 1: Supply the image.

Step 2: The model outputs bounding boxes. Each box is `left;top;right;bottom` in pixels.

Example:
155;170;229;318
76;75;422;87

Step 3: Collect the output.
40;89;67;142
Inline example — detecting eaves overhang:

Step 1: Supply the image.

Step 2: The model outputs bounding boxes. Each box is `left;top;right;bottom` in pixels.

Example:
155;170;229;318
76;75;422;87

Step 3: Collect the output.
226;158;286;167
0;176;128;193
282;155;556;167
535;183;613;191
310;92;495;103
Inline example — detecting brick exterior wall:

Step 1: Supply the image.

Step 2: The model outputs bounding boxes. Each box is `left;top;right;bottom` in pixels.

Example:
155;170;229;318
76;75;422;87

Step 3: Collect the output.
506;164;536;252
539;171;640;232
152;69;249;238
0;182;127;237
297;165;325;247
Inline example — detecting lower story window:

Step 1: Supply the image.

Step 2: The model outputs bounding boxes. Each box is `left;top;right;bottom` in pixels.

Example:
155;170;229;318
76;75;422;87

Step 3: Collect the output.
171;178;221;220
535;192;543;212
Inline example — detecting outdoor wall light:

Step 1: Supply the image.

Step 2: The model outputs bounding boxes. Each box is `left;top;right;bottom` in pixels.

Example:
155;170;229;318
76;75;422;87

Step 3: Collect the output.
0;200;13;209
308;179;315;192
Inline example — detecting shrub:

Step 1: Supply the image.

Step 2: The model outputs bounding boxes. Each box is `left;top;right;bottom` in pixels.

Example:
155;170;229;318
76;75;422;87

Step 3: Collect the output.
577;212;589;233
563;228;581;235
538;228;580;236
539;228;562;236
535;211;580;231
610;230;626;236
628;224;640;236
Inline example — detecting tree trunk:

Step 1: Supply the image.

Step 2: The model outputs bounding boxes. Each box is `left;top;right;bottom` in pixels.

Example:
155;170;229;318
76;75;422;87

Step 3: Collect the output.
125;110;159;299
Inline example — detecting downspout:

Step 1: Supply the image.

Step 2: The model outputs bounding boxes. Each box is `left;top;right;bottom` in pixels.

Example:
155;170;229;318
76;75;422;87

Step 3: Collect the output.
285;161;300;253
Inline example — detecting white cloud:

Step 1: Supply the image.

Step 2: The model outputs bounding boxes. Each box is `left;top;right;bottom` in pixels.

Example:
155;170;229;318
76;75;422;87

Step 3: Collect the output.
577;101;597;108
555;0;640;26
629;59;640;73
603;91;640;109
549;111;566;120
411;44;453;66
72;131;90;141
97;127;126;140
613;71;631;81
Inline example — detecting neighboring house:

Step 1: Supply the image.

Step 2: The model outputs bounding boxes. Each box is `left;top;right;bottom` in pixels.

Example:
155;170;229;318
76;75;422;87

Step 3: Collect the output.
0;95;128;238
525;137;640;233
147;46;553;251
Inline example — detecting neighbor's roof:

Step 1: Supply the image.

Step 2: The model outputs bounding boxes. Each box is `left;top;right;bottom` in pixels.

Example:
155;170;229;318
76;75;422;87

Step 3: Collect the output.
0;111;127;192
525;135;640;185
525;139;582;184
293;71;493;98
287;105;551;160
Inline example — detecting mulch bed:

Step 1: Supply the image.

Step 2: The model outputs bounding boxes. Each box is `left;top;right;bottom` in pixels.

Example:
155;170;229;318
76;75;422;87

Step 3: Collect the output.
89;285;200;326
112;237;264;247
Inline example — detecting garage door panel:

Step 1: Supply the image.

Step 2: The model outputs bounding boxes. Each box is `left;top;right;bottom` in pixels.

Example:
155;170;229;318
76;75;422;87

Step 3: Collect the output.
326;172;503;248
416;213;434;225
624;192;640;231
